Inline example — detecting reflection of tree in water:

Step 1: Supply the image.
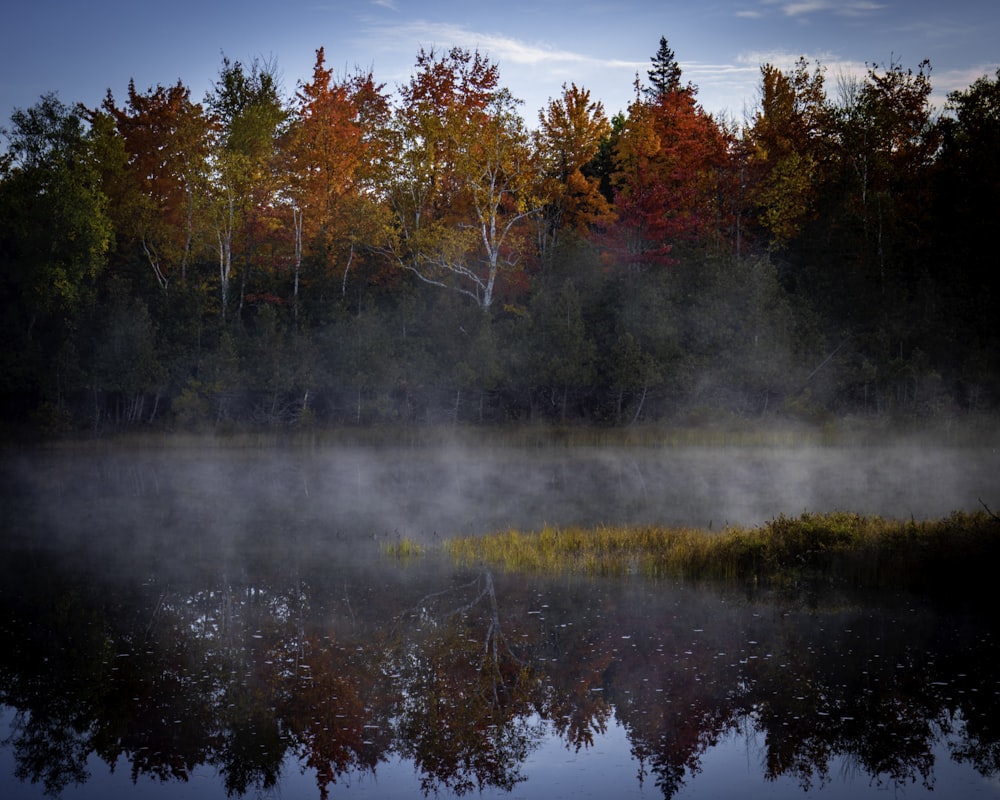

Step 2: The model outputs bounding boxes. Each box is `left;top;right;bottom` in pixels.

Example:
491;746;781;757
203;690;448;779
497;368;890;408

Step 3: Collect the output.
741;605;943;794
599;587;746;798
3;549;1000;799
390;571;544;796
535;621;614;752
1;569;104;795
280;628;391;799
0;558;224;795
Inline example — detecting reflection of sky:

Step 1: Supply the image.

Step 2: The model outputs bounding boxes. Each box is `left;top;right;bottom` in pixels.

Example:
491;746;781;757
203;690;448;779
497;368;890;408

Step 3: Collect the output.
299;716;648;799
6;694;1000;798
676;724;1000;799
1;704;221;799
515;718;645;799
292;716;1000;799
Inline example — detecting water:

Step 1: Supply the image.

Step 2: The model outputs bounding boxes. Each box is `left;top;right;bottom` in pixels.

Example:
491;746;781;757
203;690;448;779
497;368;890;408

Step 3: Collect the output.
2;443;998;799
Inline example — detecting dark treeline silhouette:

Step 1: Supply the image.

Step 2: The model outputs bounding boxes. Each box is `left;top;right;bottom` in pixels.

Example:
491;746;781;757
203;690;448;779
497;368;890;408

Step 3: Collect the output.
2;40;998;434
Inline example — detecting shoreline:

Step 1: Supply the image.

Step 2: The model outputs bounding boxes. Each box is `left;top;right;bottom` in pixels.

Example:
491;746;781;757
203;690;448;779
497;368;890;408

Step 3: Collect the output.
4;413;999;451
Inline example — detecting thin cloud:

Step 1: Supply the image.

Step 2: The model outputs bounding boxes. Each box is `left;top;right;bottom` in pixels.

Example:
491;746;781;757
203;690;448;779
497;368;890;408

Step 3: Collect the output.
738;48;864;74
686;61;761;77
683;60;761;97
934;64;1000;99
351;19;647;115
782;1;830;16
731;48;971;113
361;20;639;71
840;2;885;16
735;48;869;95
762;0;884;17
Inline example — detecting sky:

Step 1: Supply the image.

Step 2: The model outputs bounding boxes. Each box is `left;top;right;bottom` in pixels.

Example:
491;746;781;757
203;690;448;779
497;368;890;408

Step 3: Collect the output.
1;0;998;134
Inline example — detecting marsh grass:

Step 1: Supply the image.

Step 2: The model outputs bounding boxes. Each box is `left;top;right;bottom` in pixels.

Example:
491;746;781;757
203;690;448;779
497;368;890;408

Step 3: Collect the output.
381;538;425;560
441;511;1000;593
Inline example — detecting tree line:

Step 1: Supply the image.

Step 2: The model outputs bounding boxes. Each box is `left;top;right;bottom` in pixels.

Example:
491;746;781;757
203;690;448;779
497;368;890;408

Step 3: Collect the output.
1;38;998;433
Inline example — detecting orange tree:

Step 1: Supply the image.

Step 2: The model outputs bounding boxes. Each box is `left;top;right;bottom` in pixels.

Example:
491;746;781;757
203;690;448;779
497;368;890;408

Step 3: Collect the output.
534;82;614;258
101;80;213;292
607;60;732;271
284;48;391;317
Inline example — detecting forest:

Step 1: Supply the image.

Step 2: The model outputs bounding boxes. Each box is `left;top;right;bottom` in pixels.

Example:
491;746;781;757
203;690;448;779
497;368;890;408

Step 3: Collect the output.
1;37;998;434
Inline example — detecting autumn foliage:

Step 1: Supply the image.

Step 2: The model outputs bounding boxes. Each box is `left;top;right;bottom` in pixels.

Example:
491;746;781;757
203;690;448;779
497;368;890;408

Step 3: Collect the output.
1;40;998;431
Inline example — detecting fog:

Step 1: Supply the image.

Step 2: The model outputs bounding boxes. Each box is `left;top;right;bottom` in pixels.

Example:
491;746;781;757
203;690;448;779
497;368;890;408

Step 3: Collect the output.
5;438;998;555
3;436;1000;800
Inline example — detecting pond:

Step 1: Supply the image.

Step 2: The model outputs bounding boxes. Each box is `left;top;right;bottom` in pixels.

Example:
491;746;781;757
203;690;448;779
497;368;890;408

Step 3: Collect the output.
2;443;999;799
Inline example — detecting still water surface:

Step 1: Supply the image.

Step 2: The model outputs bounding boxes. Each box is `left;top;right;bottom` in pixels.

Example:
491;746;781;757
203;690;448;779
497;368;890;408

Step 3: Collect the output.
2;444;998;798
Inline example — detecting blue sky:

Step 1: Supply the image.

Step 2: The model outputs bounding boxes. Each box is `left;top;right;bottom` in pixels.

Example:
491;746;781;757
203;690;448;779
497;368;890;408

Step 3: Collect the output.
1;0;997;131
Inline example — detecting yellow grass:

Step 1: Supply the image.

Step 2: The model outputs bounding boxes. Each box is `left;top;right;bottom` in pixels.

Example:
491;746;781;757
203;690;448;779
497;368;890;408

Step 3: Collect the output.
439;510;1000;592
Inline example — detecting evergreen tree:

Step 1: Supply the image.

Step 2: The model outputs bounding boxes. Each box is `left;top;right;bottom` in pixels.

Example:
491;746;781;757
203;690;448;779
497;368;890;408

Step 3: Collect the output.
646;37;684;100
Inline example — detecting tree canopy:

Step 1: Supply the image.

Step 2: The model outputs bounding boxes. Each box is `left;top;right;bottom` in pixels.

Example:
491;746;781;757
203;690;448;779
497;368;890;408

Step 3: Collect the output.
1;41;997;433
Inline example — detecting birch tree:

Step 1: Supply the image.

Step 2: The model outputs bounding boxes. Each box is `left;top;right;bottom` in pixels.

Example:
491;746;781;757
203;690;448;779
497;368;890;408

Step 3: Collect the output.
382;48;540;312
206;56;286;319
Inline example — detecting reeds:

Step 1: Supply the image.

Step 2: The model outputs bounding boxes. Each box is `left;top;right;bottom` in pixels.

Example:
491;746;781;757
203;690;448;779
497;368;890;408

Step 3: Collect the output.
441;510;1000;593
381;538;426;559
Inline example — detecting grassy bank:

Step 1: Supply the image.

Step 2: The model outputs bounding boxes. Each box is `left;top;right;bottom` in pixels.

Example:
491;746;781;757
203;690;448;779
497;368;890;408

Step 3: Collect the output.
385;510;1000;595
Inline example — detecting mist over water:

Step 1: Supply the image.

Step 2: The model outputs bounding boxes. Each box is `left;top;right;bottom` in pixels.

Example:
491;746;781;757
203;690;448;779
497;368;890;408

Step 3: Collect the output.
6;440;998;550
2;438;1000;799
